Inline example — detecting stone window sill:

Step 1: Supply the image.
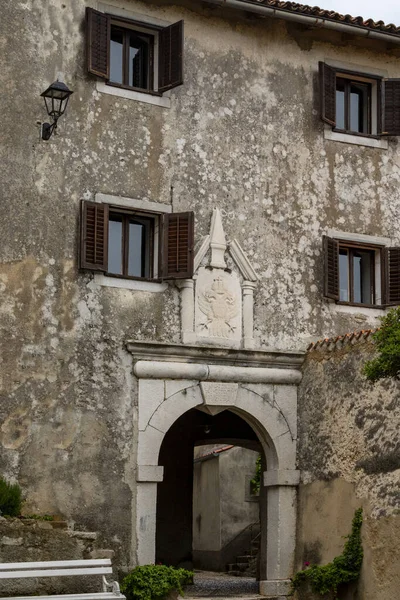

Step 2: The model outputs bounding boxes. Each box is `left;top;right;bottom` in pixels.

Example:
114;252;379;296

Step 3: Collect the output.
324;127;388;149
94;274;168;292
329;302;386;317
97;81;171;109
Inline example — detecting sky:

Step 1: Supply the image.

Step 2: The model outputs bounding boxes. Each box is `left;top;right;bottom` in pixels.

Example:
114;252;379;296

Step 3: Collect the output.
321;1;400;26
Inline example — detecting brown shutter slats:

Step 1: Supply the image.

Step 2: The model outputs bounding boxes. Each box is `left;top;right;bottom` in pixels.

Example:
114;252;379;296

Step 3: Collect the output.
86;7;110;79
323;235;339;300
381;79;400;136
385;247;400;305
80;201;109;272
319;62;336;127
158;20;184;93
162;212;194;279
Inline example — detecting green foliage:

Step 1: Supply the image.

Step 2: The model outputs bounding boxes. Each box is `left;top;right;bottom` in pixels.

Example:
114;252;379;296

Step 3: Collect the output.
0;477;22;517
121;565;193;600
250;454;262;495
363;307;400;382
290;509;363;599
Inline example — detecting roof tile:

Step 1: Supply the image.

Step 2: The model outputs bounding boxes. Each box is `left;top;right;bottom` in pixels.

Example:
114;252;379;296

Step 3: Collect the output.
307;328;379;352
236;1;400;37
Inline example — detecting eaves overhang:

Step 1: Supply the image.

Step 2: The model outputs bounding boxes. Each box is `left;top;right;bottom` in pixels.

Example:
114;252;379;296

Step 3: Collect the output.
203;0;400;45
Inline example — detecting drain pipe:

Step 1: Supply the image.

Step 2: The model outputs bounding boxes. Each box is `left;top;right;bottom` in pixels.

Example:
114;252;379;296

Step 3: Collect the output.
205;0;400;45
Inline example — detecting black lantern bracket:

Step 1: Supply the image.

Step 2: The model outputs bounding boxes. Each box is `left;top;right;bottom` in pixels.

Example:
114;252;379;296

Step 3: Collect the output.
41;80;73;141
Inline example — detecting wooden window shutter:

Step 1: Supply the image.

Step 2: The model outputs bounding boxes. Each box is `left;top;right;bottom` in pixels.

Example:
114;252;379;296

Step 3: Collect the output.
323;235;339;300
384;247;400;305
161;212;194;279
158;20;184;93
86;7;110;79
319;62;336;127
381;79;400;136
80;201;109;271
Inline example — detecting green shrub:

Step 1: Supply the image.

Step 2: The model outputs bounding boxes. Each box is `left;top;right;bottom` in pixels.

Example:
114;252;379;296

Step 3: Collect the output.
121;565;193;600
363;307;400;382
250;454;262;495
0;477;22;517
290;508;363;599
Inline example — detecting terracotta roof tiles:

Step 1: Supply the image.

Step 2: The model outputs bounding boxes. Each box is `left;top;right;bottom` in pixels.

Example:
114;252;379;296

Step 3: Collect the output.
236;1;400;37
307;328;379;352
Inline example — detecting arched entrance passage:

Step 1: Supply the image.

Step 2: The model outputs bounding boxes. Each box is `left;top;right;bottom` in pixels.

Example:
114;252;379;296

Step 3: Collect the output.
156;408;264;572
129;342;303;597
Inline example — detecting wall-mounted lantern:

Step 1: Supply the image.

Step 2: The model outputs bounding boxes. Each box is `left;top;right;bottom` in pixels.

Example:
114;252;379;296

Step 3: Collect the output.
40;80;73;141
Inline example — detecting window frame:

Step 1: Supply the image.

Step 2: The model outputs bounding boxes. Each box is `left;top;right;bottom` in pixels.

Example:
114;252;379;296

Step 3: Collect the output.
80;198;194;282
334;77;372;137
319;63;400;140
333;70;381;139
337;240;383;308
86;8;184;99
108;19;157;95
107;206;157;281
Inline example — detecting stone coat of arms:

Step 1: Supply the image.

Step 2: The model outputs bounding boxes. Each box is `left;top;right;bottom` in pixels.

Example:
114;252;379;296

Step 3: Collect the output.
198;277;239;338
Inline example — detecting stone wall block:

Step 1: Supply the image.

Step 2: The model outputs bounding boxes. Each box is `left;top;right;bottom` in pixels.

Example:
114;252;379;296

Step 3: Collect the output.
138;426;164;466
165;380;198;399
273;384;298;439
149;386;203;433
200;381;239;406
138;380;165;431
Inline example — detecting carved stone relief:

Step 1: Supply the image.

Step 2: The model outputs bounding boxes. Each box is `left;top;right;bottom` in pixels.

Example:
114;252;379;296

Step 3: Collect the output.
195;269;242;345
179;208;258;349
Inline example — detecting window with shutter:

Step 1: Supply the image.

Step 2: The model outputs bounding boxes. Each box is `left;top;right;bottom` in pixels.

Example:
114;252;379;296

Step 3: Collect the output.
319;62;336;127
318;63;400;139
322;236;400;307
384;247;400;305
86;8;110;79
80;202;195;282
80;201;109;271
158;21;184;93
381;79;400;136
323;235;339;300
86;9;184;97
161;212;194;279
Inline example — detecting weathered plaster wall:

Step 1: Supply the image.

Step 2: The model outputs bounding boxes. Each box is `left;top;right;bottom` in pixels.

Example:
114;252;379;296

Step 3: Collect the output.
1;0;400;569
192;446;259;554
0;517;115;595
297;340;400;598
219;447;259;547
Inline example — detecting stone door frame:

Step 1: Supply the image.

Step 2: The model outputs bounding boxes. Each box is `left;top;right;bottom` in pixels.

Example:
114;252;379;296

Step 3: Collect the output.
127;342;304;598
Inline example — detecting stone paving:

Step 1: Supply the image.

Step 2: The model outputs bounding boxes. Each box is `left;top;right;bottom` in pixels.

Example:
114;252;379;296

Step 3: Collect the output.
185;571;261;598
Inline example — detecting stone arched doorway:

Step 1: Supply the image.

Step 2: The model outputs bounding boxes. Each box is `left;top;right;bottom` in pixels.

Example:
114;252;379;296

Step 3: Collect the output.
128;342;303;598
156;407;265;573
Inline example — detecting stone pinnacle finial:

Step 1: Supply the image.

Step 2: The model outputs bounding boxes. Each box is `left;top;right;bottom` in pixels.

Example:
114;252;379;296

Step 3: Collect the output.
210;208;227;269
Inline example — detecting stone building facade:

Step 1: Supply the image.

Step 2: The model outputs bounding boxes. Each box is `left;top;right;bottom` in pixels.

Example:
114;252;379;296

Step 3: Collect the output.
1;1;400;598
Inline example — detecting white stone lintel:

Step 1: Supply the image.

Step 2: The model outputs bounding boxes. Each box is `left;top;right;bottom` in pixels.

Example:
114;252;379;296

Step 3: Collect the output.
134;361;302;384
264;469;300;487
137;466;164;482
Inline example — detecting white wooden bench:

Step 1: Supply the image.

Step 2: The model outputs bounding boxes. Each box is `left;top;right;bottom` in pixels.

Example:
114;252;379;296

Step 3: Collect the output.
0;558;125;600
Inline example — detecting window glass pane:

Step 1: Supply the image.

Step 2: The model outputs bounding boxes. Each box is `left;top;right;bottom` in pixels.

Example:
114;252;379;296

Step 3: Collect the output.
353;250;373;304
350;83;369;134
129;33;150;90
128;221;145;277
108;216;123;275
339;249;349;302
336;79;345;130
110;28;123;85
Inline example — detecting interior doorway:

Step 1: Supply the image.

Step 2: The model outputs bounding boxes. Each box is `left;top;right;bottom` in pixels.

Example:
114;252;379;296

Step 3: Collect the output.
155;408;267;580
193;443;260;575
